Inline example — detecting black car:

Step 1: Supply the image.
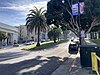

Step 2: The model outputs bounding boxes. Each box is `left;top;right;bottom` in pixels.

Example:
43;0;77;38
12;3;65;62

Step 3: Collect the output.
68;42;78;54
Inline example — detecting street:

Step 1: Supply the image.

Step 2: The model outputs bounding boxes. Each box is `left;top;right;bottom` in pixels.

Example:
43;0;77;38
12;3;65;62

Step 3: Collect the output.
0;41;70;75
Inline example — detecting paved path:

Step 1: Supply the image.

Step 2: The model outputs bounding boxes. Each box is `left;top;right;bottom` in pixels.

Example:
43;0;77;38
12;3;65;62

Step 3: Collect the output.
0;41;70;75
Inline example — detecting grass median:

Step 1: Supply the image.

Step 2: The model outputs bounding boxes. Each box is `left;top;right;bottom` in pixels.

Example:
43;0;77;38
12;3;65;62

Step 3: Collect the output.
23;39;67;50
91;39;100;45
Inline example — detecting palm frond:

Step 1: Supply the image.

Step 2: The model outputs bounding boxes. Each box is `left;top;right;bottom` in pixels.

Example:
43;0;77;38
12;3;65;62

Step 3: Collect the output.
35;25;38;34
26;17;34;21
34;6;39;12
41;10;46;15
27;13;35;17
26;6;48;34
38;7;44;15
25;20;32;26
30;9;37;15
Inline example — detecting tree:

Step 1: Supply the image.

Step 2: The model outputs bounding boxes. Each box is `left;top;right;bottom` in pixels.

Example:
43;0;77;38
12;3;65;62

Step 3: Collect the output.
26;7;47;46
48;0;100;34
0;31;7;41
45;0;100;44
0;31;7;47
48;26;61;43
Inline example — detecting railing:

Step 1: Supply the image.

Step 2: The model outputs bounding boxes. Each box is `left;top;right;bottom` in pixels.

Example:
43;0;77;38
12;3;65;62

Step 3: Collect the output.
91;52;100;75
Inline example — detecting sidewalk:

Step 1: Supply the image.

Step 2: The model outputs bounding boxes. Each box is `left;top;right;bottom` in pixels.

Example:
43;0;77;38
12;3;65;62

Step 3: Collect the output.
51;39;97;75
0;45;13;50
85;39;96;45
51;53;95;75
0;44;24;50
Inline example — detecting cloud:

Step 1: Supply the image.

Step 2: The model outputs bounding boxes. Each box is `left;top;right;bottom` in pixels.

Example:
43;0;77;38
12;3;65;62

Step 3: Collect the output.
0;1;48;17
0;0;48;26
0;1;47;11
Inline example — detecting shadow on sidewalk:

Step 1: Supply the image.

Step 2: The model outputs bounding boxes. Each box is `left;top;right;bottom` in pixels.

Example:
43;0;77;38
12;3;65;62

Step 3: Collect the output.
67;56;95;75
0;55;68;75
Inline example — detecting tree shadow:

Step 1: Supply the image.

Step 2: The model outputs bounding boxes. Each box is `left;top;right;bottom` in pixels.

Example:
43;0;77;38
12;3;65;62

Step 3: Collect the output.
23;56;68;75
0;52;30;61
0;55;68;75
68;57;81;75
65;56;91;75
0;56;44;75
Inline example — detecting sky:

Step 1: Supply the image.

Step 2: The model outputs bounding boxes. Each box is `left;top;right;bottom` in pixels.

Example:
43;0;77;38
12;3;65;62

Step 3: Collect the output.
0;0;49;26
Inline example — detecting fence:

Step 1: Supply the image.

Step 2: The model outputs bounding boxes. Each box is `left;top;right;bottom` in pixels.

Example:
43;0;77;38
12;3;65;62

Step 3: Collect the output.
91;52;100;75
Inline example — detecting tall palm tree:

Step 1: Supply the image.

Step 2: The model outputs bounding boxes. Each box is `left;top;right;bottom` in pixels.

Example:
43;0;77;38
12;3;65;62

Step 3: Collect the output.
26;7;47;46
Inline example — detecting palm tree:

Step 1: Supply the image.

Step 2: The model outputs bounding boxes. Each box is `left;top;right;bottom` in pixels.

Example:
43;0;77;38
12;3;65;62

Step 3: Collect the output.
26;7;47;46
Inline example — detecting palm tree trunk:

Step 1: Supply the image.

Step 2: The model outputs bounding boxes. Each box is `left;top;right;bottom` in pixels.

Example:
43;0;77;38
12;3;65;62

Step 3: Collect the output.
36;26;40;46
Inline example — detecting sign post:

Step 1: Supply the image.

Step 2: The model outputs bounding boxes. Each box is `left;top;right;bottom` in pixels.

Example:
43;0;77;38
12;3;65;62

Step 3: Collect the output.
72;1;84;45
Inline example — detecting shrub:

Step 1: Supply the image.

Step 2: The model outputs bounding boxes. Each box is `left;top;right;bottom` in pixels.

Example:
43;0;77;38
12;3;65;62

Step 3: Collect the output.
13;44;19;47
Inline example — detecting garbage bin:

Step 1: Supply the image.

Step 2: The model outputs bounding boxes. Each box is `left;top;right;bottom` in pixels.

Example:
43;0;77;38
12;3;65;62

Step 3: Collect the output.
80;45;100;67
69;43;78;54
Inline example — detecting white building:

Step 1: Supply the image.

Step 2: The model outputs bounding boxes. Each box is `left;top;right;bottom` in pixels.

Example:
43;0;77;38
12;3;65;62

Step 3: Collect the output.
19;25;48;42
0;22;19;46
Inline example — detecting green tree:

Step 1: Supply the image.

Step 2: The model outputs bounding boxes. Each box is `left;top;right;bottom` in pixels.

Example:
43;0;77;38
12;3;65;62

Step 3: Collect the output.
46;0;100;35
48;26;61;43
45;0;100;44
26;7;47;46
0;31;7;41
0;31;7;47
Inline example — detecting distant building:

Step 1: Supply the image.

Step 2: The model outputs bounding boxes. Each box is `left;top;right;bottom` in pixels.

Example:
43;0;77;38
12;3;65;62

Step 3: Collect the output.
0;22;19;46
18;25;28;42
18;25;48;42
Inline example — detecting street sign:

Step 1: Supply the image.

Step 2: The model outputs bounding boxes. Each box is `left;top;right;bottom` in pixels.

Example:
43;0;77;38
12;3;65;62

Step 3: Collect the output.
80;2;84;14
72;2;84;15
72;3;78;15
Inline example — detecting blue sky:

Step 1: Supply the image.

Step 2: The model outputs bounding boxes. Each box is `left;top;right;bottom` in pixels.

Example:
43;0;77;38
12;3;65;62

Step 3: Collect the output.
0;0;49;26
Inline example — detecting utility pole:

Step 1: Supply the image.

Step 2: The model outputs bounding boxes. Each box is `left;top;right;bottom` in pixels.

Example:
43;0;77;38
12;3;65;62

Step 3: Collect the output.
78;0;81;45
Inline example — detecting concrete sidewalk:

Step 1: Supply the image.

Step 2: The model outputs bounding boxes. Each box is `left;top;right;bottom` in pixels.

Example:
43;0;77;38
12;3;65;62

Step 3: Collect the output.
51;39;97;75
51;53;96;75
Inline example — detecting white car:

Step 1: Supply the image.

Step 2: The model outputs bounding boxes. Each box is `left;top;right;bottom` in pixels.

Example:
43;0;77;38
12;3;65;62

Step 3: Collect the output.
73;38;80;45
24;41;34;45
41;39;46;42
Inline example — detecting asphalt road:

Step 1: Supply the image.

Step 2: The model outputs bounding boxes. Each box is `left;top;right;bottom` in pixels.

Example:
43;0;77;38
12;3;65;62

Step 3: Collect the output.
0;41;70;75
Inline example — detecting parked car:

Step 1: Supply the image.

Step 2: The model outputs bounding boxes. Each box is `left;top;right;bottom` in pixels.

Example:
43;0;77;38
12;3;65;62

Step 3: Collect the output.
68;42;78;54
73;38;80;45
24;41;34;45
41;39;46;42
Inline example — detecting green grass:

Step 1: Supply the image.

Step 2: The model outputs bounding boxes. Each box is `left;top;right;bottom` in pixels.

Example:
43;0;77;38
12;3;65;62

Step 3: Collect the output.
23;45;36;50
91;39;100;45
23;39;67;50
13;44;19;47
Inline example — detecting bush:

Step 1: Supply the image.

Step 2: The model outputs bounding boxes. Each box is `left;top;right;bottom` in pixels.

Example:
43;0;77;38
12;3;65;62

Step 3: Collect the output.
13;44;19;47
91;39;100;45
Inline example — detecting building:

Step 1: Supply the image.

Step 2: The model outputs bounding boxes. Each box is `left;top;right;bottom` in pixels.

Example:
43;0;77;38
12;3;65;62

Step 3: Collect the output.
0;22;19;46
18;25;28;42
19;25;48;42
